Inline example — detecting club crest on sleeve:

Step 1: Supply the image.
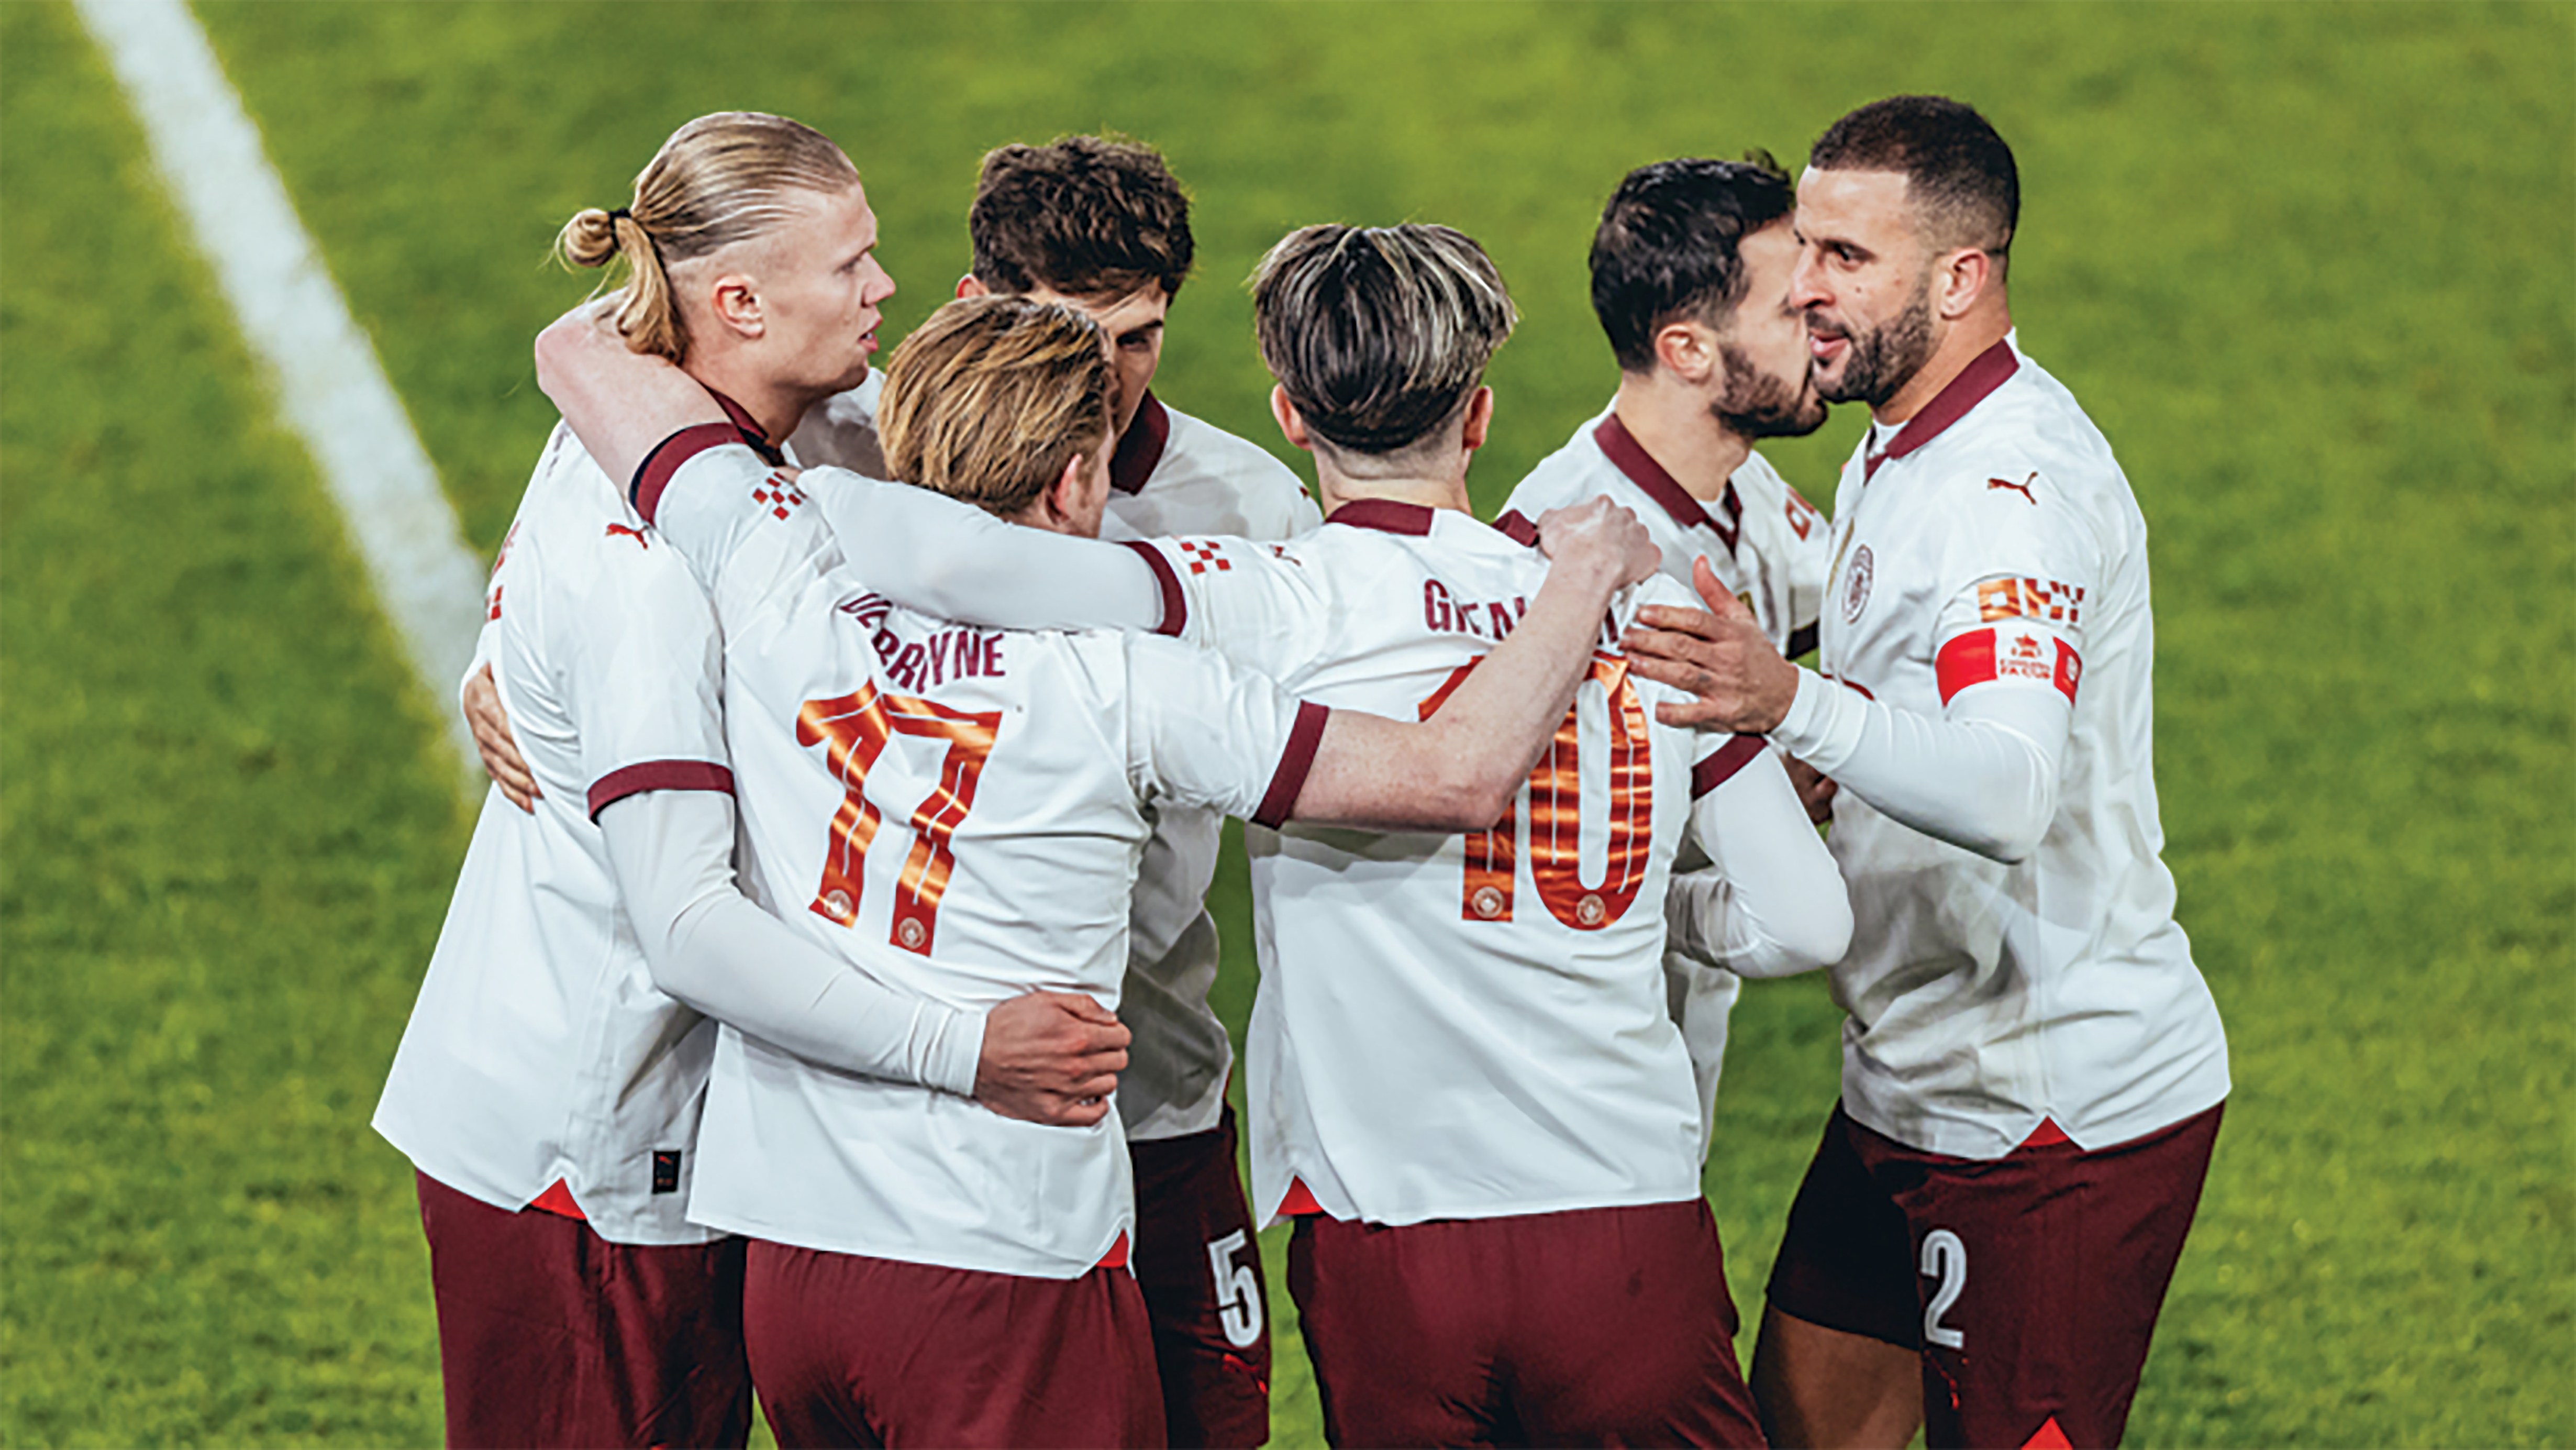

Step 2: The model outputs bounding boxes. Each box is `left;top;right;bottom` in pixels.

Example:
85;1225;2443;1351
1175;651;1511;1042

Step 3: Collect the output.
1841;544;1874;623
1177;539;1232;574
1987;471;2040;504
752;471;807;521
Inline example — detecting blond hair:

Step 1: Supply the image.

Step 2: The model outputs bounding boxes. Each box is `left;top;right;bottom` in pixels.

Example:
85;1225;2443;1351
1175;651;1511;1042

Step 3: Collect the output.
878;295;1113;518
553;112;859;361
1251;223;1516;462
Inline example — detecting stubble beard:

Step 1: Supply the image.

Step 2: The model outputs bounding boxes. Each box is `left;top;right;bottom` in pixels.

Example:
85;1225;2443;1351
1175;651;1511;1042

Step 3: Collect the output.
1713;341;1829;440
1816;271;1935;409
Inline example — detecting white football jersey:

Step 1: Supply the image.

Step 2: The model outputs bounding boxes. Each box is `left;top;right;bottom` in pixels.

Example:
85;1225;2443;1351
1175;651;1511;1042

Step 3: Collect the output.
1807;338;2228;1158
374;423;735;1244
1130;502;1782;1228
798;384;1322;1143
636;433;1328;1278
1501;406;1833;1137
1504;406;1828;658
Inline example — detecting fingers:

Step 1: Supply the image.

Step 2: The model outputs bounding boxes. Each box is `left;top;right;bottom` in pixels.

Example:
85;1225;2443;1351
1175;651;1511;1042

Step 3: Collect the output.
1691;556;1756;620
464;664;540;812
1629;603;1725;643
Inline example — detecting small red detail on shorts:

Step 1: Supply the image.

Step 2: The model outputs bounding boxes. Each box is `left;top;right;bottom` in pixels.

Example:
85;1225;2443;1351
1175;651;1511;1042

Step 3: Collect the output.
528;1178;586;1220
1096;1231;1130;1271
2022;1414;2074;1449
2021;1117;2072;1148
1279;1178;1325;1216
1223;1353;1270;1396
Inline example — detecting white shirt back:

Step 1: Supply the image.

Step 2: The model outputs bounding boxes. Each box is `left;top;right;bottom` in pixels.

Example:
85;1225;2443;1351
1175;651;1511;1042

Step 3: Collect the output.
1131;503;1745;1227
1819;339;2228;1157
639;437;1322;1276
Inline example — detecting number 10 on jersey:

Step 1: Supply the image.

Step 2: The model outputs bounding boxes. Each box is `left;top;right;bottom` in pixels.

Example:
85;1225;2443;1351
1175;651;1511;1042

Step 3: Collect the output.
1419;655;1655;932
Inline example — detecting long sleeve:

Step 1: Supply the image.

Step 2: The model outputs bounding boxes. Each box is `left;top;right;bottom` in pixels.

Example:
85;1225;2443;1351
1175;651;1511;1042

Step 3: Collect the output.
1770;665;2069;864
597;788;984;1097
1668;745;1852;978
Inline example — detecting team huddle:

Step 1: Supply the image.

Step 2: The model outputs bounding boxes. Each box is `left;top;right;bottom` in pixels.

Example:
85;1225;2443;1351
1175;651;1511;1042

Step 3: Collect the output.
375;95;2228;1450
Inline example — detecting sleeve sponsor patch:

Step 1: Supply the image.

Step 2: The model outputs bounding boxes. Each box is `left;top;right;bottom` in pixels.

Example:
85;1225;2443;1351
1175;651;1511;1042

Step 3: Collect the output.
1935;626;2080;706
1975;576;2084;626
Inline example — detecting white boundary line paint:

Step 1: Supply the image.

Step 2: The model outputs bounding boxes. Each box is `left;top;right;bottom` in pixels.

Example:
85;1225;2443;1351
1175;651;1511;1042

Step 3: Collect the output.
75;0;488;782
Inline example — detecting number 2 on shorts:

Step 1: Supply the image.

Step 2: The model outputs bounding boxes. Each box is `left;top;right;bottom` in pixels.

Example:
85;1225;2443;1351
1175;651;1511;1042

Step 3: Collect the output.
1920;1227;1968;1349
1206;1229;1263;1348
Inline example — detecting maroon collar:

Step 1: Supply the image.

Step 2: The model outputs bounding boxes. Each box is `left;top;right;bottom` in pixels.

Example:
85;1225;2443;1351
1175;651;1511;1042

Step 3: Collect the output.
1110;391;1171;495
1595;413;1740;554
1863;339;2018;482
705;385;786;466
1324;497;1437;535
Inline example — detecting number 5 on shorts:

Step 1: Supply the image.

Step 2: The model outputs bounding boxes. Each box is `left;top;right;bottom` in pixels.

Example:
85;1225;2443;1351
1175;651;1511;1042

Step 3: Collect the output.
1206;1230;1263;1348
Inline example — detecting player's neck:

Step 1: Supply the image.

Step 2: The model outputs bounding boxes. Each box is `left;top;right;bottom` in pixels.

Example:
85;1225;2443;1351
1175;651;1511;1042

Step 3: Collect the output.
1870;303;2013;428
1315;467;1471;519
680;355;826;447
1612;373;1751;503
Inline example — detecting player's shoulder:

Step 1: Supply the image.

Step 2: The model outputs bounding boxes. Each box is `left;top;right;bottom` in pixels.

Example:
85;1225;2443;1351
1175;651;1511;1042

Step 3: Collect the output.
1502;403;1621;513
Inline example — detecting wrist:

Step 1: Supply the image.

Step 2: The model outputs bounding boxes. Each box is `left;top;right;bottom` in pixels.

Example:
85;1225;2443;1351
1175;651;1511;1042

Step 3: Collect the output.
938;1004;989;1100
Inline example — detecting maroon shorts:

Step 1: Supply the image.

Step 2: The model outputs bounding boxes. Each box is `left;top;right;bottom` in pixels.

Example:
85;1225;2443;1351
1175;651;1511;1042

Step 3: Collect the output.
1129;1105;1270;1447
1287;1197;1765;1448
1765;1102;2224;1449
414;1171;750;1449
743;1237;1165;1448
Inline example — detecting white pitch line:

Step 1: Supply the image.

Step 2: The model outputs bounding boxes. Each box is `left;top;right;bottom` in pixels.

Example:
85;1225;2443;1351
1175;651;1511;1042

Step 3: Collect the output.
75;0;488;783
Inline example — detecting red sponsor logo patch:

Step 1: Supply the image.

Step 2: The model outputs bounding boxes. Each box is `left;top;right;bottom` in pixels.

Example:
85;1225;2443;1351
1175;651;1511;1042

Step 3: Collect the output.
1935;627;2081;705
1977;576;2085;626
1784;488;1821;540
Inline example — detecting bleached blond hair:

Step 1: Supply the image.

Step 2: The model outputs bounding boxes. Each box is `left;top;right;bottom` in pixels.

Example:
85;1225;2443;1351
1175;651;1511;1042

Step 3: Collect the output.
878;295;1113;519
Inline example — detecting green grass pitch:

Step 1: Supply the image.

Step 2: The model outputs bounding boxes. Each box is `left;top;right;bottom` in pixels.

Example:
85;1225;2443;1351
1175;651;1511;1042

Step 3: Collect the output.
5;2;2569;1444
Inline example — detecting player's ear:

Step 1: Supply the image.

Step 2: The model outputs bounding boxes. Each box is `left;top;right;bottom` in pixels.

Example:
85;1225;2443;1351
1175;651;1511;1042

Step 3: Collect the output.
1936;248;1994;319
1460;386;1494;455
1270;385;1315;453
707;271;764;339
956;273;989;301
1046;448;1089;523
1654;319;1715;384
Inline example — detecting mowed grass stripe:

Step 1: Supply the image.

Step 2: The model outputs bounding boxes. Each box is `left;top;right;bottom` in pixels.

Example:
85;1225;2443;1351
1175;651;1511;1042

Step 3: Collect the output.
2;3;458;1442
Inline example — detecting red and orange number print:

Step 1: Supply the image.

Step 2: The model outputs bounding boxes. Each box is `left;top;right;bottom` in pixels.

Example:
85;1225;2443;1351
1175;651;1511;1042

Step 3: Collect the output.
1419;656;1655;930
796;684;1003;956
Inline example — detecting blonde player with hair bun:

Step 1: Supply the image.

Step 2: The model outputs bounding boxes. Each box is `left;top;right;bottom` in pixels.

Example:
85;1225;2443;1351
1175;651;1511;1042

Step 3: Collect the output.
378;116;1130;1448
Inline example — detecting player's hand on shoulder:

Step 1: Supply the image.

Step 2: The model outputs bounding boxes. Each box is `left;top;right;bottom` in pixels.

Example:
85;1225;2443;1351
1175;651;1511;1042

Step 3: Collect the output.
973;990;1132;1128
1533;497;1658;588
465;662;538;812
1623;556;1801;735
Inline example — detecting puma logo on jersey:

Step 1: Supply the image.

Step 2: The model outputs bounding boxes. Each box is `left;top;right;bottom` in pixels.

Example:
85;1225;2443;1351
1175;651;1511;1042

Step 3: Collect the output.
1987;472;2039;504
604;523;649;549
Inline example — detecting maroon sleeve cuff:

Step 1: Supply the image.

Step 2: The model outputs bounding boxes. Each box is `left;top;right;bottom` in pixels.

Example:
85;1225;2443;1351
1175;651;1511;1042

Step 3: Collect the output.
630;423;753;525
1251;701;1331;828
1118;538;1189;637
1690;734;1767;799
1494;509;1540;548
587;759;737;821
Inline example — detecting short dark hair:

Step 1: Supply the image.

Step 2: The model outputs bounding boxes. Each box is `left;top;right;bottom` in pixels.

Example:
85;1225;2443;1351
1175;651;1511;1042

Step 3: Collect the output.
1588;154;1795;374
968;135;1195;302
1809;95;2018;268
1251;223;1516;459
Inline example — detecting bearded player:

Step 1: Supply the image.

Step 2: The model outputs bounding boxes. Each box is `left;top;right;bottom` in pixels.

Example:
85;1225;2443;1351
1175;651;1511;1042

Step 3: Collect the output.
1501;153;1837;1149
616;223;1856;1446
535;289;1665;1445
789;136;1313;1446
1624;96;2230;1449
